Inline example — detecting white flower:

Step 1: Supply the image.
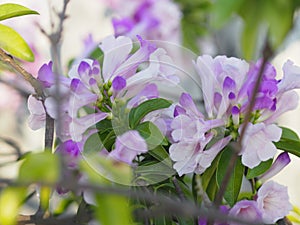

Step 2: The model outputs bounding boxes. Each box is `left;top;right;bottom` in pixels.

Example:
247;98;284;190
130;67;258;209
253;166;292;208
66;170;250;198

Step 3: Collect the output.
256;181;292;224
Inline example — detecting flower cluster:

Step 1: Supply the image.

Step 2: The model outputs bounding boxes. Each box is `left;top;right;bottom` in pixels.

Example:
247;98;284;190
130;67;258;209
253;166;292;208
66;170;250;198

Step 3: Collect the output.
28;34;178;166
27;39;300;224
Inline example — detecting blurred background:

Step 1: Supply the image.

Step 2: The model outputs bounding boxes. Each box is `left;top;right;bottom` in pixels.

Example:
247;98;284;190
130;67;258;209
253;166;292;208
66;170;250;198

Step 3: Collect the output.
1;0;300;208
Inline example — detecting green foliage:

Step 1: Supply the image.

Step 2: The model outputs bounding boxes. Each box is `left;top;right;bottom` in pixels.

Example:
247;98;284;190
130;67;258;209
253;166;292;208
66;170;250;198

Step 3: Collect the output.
0;24;34;61
0;187;26;225
275;127;300;158
0;3;38;21
18;151;60;184
246;159;273;179
211;0;300;59
0;3;38;61
175;0;212;53
96;119;116;151
94;194;135;225
136;121;168;150
80;157;135;225
216;148;244;206
210;0;244;28
80;154;133;185
129;98;172;129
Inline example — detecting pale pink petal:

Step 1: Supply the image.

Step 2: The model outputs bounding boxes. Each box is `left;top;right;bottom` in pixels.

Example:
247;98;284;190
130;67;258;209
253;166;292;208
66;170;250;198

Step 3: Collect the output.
257;181;292;224
99;35;132;81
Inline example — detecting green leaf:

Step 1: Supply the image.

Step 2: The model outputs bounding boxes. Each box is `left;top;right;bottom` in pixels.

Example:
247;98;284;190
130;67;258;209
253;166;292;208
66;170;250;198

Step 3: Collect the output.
94;194;134;225
263;0;293;49
280;126;300;141
275;139;300;158
246;159;273;179
134;160;175;184
206;172;218;201
148;145;171;162
274;127;300;158
216;148;244;206
0;24;34;61
201;152;222;191
129;98;172;128
136;121;168;150
211;0;244;28
0;187;26;225
0;3;38;21
84;132;104;155
18;151;60;184
80;154;133;185
40;186;52;211
96;119;116;151
239;1;261;60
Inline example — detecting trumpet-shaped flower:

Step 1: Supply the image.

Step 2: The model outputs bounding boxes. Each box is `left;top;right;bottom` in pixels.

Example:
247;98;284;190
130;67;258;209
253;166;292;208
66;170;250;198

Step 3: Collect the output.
240;123;282;168
258;152;291;182
169;93;231;176
108;130;147;164
256;181;292;224
229;200;262;225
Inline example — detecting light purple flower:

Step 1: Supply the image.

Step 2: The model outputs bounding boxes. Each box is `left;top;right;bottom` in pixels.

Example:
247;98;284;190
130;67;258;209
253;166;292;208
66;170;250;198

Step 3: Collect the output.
108;130;147;164
67;35;167;141
240;123;282;168
258;152;291;182
198;205;229;225
170;93;231;176
110;0;182;43
194;55;300;124
229;200;262;225
194;55;249;119
256;181;292;224
55;140;83;169
27;95;46;130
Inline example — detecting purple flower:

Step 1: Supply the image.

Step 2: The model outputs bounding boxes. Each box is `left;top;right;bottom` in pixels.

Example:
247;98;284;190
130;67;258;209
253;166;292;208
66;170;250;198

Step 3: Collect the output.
229;200;262;225
27;95;46;130
108;130;147;164
258;152;291;182
256;181;292;224
55;140;83;168
240;123;282;168
169;93;231;176
67;35;167;141
110;0;182;43
198;205;229;225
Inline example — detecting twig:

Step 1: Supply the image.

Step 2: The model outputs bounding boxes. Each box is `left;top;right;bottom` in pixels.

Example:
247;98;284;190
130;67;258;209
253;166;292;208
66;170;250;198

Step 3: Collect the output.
0;49;44;99
172;176;186;201
0;136;22;158
214;41;273;206
61;180;262;225
39;0;70;141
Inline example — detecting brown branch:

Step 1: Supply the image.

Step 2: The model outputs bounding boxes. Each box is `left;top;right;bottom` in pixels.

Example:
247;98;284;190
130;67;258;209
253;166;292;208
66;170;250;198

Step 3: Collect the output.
0;48;44;99
214;42;273;206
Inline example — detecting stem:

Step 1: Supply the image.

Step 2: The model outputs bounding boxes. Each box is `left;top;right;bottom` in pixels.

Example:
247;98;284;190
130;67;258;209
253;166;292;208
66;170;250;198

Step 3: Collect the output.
214;41;273;206
0;48;44;99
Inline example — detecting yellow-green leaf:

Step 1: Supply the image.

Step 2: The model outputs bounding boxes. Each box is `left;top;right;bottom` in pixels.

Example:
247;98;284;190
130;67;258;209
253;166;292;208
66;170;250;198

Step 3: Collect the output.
0;187;26;225
0;24;34;61
0;3;38;21
18;151;60;184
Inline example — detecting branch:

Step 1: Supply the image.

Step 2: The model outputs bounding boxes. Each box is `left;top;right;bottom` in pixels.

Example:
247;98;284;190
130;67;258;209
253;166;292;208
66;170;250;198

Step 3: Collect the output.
39;0;70;141
0;49;44;99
